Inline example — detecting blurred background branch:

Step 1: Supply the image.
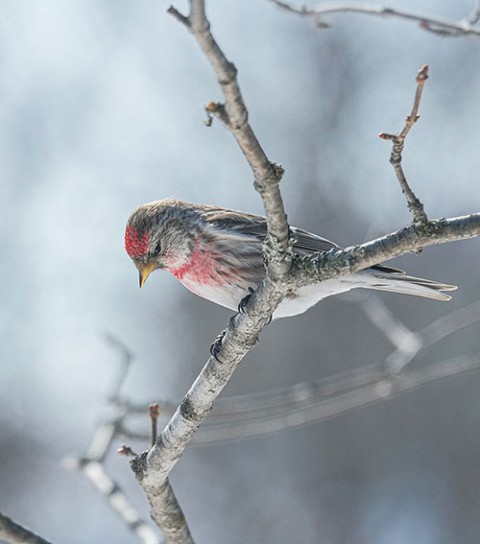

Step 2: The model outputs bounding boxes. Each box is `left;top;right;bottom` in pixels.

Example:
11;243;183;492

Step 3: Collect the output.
69;292;480;539
3;0;480;542
269;0;480;36
0;511;53;544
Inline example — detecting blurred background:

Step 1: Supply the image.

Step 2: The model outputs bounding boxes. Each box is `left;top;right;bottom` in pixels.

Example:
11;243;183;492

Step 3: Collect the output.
1;1;480;542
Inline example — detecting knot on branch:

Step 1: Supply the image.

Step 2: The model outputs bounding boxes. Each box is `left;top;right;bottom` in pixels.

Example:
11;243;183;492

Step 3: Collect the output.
205;101;229;126
130;451;148;482
414;217;447;238
219;61;238;85
293;247;354;286
179;397;198;423
263;231;293;267
254;162;284;193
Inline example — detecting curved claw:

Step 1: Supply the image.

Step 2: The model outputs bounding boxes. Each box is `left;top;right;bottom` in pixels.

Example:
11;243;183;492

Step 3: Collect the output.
238;287;255;315
210;329;227;362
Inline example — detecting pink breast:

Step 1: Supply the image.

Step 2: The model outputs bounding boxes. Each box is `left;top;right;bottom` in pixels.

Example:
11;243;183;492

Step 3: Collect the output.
170;241;232;286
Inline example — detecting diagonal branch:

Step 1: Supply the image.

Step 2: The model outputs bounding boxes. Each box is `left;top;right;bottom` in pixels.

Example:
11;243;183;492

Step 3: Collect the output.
65;334;161;544
129;4;480;544
0;511;53;544
133;1;295;541
116;296;480;445
118;353;480;445
379;64;429;224
268;0;480;37
167;2;291;280
293;213;480;288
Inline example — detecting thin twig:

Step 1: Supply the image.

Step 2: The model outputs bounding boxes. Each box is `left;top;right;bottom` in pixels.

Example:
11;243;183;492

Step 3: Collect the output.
150;403;160;447
379;64;429;224
465;0;480;25
268;0;480;37
67;335;160;544
188;353;480;442
130;3;295;540
361;295;421;354
118;445;138;457
168;1;292;282
124;3;480;543
103;332;134;401
65;459;161;544
118;353;480;445
0;511;53;544
116;293;480;444
386;298;480;373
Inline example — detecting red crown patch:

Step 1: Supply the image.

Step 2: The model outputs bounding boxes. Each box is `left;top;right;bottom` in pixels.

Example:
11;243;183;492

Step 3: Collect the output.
125;225;149;258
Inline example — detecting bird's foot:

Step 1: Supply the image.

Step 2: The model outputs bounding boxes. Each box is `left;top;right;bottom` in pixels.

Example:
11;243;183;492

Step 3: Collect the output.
238;287;255;314
237;287;273;325
210;329;227;362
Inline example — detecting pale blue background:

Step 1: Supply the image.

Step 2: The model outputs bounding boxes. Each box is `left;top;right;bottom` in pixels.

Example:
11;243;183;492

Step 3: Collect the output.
1;1;480;543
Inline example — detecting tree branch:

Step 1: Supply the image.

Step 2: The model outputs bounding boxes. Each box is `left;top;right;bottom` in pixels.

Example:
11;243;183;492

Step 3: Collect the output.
131;1;295;541
168;1;291;281
65;334;161;544
268;0;480;37
117;295;480;444
126;3;480;543
175;353;480;442
0;512;53;544
379;64;429;224
293;214;480;288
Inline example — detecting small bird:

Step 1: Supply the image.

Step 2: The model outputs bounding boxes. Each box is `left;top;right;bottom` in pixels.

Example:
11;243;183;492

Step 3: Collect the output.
125;199;456;319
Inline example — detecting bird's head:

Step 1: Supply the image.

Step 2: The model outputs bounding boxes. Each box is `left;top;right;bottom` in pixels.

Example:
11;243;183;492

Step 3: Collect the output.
125;199;200;288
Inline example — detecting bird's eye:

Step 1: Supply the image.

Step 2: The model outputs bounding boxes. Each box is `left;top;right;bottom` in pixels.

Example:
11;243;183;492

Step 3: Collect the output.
153;241;162;256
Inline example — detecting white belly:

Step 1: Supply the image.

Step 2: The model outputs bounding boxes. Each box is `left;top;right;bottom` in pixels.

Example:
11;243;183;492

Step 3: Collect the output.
180;272;368;319
273;279;356;318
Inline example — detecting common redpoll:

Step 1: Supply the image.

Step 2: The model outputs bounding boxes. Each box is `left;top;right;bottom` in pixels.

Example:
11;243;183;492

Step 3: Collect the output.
125;199;456;319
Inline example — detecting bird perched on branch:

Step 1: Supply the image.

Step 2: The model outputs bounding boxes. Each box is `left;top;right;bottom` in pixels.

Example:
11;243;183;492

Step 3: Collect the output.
125;198;456;319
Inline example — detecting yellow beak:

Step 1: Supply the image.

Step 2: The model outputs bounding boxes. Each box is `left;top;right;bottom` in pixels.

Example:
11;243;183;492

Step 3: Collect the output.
138;261;157;288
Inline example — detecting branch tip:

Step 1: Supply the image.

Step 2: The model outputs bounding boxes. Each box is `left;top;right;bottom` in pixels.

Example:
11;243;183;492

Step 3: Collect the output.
149;402;160;420
118;445;137;457
149;402;160;446
167;5;190;28
417;64;429;81
379;65;430;224
206;101;220;112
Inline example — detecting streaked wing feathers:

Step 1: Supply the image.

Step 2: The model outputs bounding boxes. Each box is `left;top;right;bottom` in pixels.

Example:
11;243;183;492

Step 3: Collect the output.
202;207;338;256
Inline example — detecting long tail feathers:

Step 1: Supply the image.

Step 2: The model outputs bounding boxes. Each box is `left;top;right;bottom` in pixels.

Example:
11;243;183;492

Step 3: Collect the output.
367;270;457;301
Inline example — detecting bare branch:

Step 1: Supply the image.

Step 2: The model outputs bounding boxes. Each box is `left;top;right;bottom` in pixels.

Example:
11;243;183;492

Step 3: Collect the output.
121;3;480;543
361;296;421;356
119;353;480;444
128;470;192;544
115;290;480;444
0;511;54;544
185;353;480;442
65;458;161;544
386;299;480;373
166;6;190;28
168;1;292;280
379;65;429;224
103;332;134;402
66;335;160;544
293;213;480;288
268;0;480;37
126;3;300;539
150;403;160;447
465;0;480;25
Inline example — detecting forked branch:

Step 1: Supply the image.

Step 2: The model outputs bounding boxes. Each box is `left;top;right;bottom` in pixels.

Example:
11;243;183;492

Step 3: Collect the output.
379;64;429;224
128;3;480;543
